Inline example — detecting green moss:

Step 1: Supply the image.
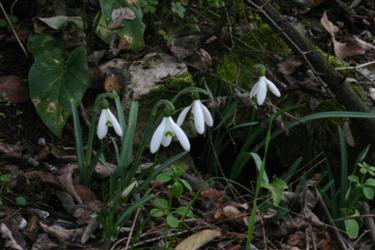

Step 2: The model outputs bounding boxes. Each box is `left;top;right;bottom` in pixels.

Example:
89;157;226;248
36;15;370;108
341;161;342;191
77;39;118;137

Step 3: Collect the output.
350;83;367;101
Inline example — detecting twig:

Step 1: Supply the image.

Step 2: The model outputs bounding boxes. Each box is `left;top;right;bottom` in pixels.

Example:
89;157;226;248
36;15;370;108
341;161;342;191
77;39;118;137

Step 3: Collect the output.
315;189;351;250
0;2;28;57
335;61;375;71
360;202;375;245
124;208;140;250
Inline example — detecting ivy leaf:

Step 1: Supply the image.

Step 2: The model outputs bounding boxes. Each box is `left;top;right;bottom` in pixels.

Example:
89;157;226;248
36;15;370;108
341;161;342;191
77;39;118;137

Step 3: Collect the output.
28;34;89;136
363;187;374;200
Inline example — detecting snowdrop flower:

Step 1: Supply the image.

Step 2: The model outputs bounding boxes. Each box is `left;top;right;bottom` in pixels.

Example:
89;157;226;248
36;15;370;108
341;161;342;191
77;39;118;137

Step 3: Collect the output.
150;116;190;153
176;100;213;134
97;108;123;139
250;76;281;105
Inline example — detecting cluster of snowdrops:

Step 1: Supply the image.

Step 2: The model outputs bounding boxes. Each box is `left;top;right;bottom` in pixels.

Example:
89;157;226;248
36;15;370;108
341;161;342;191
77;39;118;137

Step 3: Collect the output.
96;75;281;152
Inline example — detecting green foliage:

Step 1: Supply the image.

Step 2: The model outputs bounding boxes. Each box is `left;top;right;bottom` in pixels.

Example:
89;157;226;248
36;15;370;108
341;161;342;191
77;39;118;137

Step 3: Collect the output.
150;197;194;228
207;0;225;7
139;0;158;14
156;165;192;198
171;2;186;18
96;0;145;51
28;34;89;136
0;15;18;31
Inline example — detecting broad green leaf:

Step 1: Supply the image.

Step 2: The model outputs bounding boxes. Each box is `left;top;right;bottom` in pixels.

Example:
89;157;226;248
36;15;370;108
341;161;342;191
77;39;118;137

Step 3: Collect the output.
0;174;12;183
156;173;172;184
28;34;89;136
348;175;359;184
365;178;375;187
16;196;26;206
96;0;145;51
166;214;179;228
261;178;288;206
344;219;359;239
174;206;193;217
171;181;184;198
153;198;169;209
39;16;83;30
150;208;164;217
363;187;374;200
171;2;185;18
172;166;185;177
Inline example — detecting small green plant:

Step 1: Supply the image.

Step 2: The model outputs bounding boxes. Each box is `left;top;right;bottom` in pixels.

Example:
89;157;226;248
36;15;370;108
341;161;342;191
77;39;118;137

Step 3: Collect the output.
150;197;194;228
0;15;17;31
0;174;27;207
155;165;192;198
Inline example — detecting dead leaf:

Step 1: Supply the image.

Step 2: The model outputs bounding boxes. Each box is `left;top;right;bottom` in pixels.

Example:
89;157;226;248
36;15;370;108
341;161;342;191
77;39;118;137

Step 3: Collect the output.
201;188;223;202
176;229;221;250
80;219;98;244
332;37;365;59
26;215;39;234
320;12;339;37
57;164;82;203
369;88;375;101
104;74;123;94
31;233;58;250
74;184;97;203
287;231;305;248
222;205;246;223
23;170;60;186
95;162;116;177
277;57;302;75
0;75;28;103
40;222;84;242
169;35;200;59
343;121;355;147
0;223;25;250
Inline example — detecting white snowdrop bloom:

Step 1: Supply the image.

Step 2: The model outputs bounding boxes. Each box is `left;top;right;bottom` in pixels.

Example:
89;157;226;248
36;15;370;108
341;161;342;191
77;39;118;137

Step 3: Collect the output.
150;116;190;153
97;108;123;139
250;76;281;105
176;100;213;134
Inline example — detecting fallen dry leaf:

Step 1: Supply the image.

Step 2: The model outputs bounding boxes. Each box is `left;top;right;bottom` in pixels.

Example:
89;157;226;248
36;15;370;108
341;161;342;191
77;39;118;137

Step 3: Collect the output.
31;233;58;250
80;219;98;244
175;229;221;250
0;222;25;250
95;162;116;178
287;231;305;248
332;37;365;59
109;7;135;29
0;75;28;103
320;12;369;59
201;188;224;202
40;222;84;242
57;164;82;203
320;12;339;37
104;74;123;94
222;205;246;223
74;184;97;203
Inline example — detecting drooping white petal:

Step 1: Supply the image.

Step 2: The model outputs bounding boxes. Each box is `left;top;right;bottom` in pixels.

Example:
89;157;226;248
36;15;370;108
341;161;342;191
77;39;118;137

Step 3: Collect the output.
97;109;108;139
199;101;213;127
150;118;167;153
192;100;205;134
161;121;173;147
256;77;268;105
266;78;281;97
176;105;191;126
249;82;259;98
106;109;123;137
167;117;190;151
